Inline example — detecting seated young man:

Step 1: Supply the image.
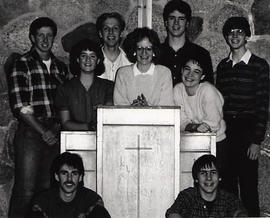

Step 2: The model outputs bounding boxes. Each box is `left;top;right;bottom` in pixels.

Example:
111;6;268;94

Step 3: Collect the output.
165;154;247;218
29;152;109;218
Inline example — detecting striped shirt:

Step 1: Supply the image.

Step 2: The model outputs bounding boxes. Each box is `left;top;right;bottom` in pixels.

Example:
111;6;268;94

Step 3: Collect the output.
216;52;269;144
9;48;68;118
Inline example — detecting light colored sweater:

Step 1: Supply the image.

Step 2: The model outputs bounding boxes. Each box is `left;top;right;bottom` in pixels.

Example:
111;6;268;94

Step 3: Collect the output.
174;82;226;142
114;64;174;106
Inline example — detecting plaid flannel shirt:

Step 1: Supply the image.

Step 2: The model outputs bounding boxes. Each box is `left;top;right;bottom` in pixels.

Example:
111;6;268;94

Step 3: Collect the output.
166;187;247;218
9;48;68;118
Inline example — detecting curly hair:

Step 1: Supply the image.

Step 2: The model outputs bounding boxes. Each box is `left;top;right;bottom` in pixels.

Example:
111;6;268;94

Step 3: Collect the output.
122;27;161;64
69;39;105;76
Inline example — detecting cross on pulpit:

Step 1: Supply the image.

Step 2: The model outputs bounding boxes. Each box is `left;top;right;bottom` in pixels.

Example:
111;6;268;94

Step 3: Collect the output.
125;134;152;217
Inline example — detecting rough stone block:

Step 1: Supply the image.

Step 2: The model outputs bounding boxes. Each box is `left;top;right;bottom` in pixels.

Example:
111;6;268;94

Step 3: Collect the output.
0;0;30;27
208;4;246;35
251;0;270;35
61;22;100;53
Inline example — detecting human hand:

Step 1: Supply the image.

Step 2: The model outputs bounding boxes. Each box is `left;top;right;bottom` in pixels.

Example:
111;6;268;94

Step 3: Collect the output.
197;122;211;133
137;94;148;106
247;143;260;160
42;129;58;146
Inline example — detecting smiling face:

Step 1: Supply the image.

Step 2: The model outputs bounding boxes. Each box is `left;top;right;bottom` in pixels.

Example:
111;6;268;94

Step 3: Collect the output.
166;10;188;38
136;37;153;69
30;26;55;58
181;59;205;95
226;28;247;51
196;164;219;201
100;17;122;48
55;164;82;202
77;49;99;74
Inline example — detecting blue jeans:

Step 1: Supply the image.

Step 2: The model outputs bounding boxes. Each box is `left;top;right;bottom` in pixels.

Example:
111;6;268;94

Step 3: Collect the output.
9;121;59;218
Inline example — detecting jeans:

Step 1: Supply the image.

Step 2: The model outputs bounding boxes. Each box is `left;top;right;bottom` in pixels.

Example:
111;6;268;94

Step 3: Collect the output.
9;121;59;218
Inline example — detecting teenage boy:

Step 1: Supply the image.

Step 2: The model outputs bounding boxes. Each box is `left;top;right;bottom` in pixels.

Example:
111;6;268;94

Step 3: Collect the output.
159;0;213;86
8;17;68;218
216;16;269;216
30;152;106;218
96;12;131;81
165;154;247;218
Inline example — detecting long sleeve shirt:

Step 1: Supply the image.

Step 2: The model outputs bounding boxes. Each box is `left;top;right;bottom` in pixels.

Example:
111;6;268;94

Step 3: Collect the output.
9;48;67;118
174;82;226;142
113;64;174;106
216;52;269;144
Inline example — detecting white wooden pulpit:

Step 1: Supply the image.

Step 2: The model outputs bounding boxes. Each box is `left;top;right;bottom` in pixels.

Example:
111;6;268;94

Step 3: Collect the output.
96;106;180;218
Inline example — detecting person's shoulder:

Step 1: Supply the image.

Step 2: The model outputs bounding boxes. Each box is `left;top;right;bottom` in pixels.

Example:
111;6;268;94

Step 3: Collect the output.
116;64;134;78
178;187;197;198
96;77;114;87
174;82;185;90
155;64;171;75
249;53;269;66
218;188;240;201
187;41;210;54
79;187;101;201
33;188;56;203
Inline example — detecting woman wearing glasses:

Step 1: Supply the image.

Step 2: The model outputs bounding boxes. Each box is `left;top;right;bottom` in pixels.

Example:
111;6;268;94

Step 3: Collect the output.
113;27;174;106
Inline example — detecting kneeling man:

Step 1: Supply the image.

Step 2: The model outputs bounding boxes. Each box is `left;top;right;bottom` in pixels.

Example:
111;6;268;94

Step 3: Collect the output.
166;154;247;218
30;152;106;218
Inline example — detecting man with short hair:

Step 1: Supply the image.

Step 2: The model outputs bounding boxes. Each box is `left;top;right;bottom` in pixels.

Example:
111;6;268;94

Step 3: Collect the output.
30;152;106;218
8;17;68;218
96;12;131;81
159;0;213;86
165;154;247;218
216;16;269;216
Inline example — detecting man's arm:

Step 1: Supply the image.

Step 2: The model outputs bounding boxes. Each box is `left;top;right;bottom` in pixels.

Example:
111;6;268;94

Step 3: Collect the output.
58;110;93;131
167;213;183;218
19;112;58;145
248;58;270;160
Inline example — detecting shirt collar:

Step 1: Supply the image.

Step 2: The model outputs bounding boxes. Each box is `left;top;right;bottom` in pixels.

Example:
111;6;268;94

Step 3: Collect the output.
102;46;125;63
133;63;155;76
227;49;251;66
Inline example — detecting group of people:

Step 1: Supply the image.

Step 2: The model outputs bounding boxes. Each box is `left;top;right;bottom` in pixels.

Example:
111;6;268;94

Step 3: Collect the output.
7;0;269;217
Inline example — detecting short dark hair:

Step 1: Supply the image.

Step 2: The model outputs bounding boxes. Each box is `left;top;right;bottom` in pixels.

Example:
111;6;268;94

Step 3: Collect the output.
222;16;251;38
163;0;192;22
122;27;161;64
96;12;126;33
29;17;57;37
52;152;85;177
182;54;209;76
192;154;220;182
69;39;105;76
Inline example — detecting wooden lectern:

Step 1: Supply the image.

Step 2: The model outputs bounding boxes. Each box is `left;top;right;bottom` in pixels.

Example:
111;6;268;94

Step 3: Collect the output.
96;106;180;218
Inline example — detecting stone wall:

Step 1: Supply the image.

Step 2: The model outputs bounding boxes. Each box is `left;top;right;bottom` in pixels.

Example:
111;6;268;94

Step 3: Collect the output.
0;0;270;217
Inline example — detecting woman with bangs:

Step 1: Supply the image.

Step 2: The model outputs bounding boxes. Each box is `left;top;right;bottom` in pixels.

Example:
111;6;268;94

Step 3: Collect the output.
173;55;227;187
113;27;174;106
55;39;114;131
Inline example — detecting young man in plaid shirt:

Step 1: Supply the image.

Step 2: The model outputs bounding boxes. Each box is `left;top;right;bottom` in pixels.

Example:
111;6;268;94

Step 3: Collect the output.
8;17;68;218
166;155;247;218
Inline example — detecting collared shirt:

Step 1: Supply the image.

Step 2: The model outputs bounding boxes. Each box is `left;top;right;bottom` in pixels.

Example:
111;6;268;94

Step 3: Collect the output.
165;187;247;218
98;47;131;81
133;63;155;76
158;38;214;86
55;77;114;126
228;49;252;66
9;48;68;118
216;52;269;144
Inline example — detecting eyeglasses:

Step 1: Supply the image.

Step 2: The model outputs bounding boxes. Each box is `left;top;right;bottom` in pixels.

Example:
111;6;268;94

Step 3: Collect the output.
136;46;153;53
228;29;245;36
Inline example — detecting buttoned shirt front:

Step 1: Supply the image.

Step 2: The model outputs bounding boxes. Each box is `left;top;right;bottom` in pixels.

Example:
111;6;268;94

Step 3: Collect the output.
98;47;131;81
9;48;68;118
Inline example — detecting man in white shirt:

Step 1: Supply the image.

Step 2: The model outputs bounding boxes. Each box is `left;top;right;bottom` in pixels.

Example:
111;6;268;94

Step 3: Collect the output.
96;12;131;81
